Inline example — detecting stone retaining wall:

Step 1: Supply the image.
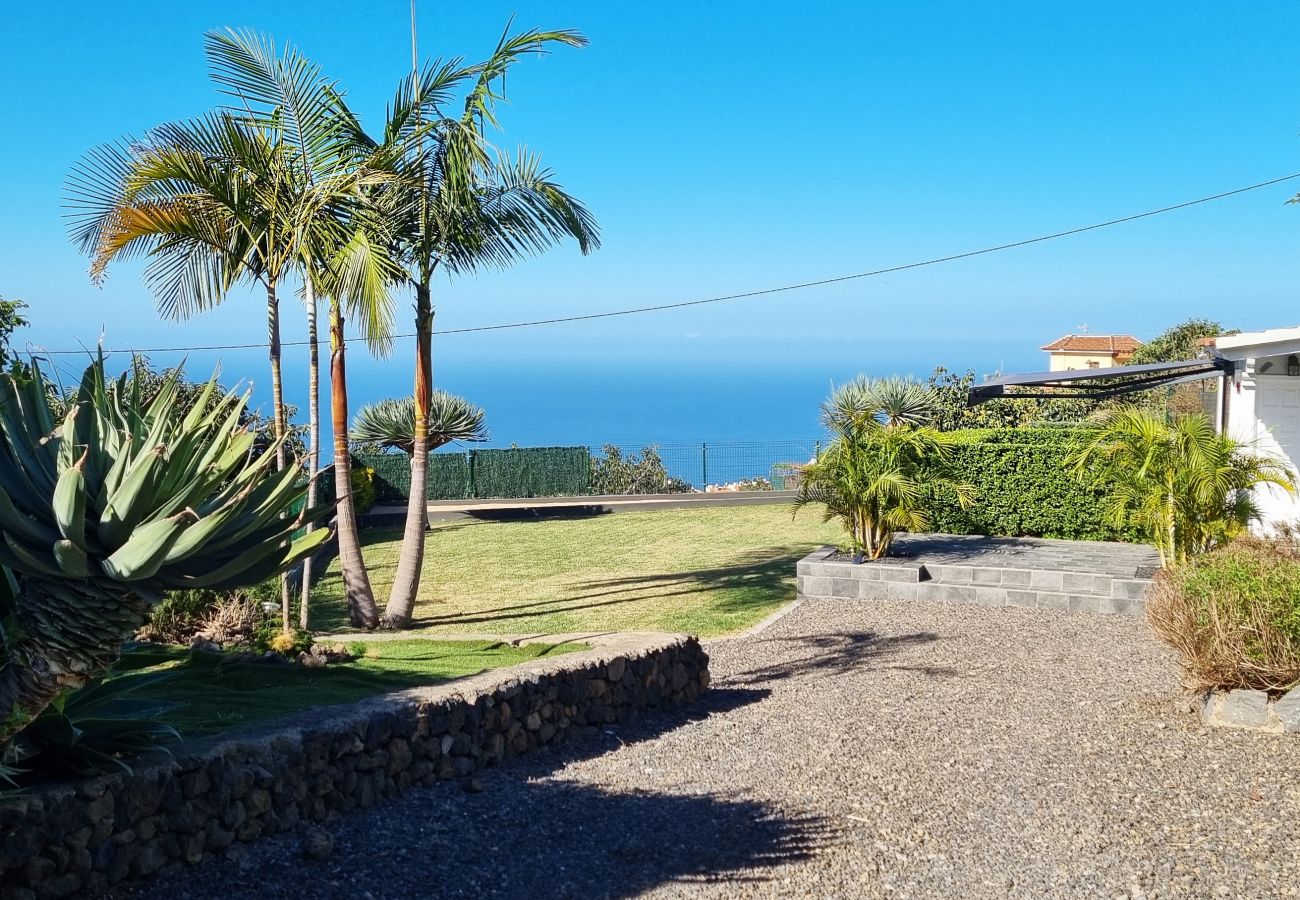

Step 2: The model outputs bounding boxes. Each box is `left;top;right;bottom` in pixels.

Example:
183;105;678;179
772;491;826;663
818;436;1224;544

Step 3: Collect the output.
0;633;710;900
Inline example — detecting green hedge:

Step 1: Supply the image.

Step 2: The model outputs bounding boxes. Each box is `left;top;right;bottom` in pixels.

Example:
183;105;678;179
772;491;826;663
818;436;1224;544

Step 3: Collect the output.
356;446;590;502
926;427;1141;542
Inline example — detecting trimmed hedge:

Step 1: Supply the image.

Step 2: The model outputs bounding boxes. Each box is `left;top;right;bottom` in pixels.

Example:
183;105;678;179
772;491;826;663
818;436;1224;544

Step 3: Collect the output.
926;427;1141;542
357;446;590;502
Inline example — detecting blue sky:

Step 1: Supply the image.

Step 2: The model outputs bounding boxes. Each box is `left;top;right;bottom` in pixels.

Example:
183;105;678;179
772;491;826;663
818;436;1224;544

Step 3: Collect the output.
3;1;1299;389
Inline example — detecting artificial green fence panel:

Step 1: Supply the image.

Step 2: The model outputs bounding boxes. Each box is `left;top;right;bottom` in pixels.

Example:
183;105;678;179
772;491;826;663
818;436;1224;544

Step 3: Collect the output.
470;446;590;498
354;446;589;501
426;454;473;500
924;427;1141;542
358;454;415;503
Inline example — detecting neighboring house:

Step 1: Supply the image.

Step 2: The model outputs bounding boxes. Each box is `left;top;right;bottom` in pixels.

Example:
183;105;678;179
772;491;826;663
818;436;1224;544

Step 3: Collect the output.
1214;326;1300;529
1041;334;1143;371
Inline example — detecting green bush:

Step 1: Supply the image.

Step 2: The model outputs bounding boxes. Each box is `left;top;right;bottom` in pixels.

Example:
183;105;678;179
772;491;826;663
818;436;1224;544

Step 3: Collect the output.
1148;538;1300;691
351;464;377;514
139;591;220;643
590;445;693;495
924;427;1142;541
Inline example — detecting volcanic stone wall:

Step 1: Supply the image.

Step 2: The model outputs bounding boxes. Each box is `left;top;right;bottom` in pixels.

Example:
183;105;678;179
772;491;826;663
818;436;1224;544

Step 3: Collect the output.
0;633;710;899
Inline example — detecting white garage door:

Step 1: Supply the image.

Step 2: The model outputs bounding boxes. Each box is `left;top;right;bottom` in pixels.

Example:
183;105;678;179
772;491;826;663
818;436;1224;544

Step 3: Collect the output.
1252;378;1300;528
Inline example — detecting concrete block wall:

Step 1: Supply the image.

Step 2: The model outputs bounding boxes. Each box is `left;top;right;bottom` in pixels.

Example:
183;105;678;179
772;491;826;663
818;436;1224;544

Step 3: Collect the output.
796;547;1152;616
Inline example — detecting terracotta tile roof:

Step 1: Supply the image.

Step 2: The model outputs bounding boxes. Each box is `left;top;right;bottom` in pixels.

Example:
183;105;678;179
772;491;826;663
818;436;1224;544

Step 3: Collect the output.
1195;335;1217;348
1040;334;1143;353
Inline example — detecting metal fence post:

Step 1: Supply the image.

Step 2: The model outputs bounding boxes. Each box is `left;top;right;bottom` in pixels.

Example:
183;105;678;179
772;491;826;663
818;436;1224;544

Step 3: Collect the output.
815;440;822;459
701;443;708;489
467;450;477;499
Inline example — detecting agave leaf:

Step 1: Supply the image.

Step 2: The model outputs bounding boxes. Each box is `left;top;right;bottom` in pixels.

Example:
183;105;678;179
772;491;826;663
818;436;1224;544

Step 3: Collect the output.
98;446;166;549
3;532;61;578
0;482;60;546
166;525;330;590
101;512;195;581
52;456;88;550
52;540;91;578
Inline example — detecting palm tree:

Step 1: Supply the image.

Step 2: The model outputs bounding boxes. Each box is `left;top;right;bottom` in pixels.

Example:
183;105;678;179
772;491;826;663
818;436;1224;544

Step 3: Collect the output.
202;29;406;630
353;392;487;530
68;34;404;631
349;26;599;628
795;377;974;560
353;392;488;454
1067;408;1295;565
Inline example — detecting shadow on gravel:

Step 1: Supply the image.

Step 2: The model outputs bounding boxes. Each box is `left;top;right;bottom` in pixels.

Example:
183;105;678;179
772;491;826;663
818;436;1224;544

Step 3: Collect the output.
725;629;952;684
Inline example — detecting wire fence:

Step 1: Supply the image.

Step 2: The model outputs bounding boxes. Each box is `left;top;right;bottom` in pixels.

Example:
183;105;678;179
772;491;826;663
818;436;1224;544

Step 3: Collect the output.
354;440;822;502
594;441;820;491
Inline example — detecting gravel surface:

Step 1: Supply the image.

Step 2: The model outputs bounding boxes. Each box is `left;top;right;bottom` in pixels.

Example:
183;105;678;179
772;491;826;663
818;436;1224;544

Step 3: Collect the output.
113;598;1300;899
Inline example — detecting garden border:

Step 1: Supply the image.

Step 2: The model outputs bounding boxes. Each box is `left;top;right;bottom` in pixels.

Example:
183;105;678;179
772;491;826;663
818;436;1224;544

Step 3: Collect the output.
0;633;710;899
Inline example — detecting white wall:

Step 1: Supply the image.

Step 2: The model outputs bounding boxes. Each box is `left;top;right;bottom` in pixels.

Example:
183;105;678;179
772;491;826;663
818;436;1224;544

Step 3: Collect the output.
1227;355;1300;530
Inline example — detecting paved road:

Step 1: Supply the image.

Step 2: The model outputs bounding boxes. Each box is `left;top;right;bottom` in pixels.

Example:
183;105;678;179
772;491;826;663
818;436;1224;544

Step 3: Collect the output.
119;599;1300;899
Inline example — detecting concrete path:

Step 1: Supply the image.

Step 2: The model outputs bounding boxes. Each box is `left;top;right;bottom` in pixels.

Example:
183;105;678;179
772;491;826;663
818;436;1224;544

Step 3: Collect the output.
118;599;1300;899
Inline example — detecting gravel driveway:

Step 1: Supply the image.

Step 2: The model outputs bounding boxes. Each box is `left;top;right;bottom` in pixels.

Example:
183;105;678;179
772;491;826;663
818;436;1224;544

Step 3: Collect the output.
114;598;1300;899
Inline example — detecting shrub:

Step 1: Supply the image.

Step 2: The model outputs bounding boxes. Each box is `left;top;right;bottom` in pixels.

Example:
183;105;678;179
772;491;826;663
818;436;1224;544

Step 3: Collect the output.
351;464;377;515
924;428;1143;541
1148;538;1300;692
138;590;218;643
590;445;693;495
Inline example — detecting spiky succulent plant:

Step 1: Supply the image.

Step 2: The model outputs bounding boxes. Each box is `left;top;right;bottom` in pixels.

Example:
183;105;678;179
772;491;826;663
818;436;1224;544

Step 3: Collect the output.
351;393;489;456
0;357;330;743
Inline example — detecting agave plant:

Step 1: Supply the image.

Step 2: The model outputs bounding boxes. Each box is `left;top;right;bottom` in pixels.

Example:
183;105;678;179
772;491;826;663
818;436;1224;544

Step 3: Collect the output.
0;357;331;744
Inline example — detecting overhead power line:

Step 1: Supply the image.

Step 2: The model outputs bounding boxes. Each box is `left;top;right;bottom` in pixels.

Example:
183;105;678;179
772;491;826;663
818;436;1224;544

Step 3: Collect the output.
38;171;1300;356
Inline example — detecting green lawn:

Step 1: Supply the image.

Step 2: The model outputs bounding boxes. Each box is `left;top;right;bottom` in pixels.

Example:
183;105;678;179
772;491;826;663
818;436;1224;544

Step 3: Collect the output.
110;639;582;736
312;504;843;637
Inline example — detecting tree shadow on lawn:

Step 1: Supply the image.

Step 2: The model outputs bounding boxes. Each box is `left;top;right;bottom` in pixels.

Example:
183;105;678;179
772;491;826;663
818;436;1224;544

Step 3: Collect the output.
120;688;838;900
397;547;810;631
723;630;955;685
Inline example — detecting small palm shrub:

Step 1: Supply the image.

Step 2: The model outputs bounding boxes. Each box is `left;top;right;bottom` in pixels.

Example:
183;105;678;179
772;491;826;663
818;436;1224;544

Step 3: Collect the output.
1148;538;1300;691
1068;409;1295;565
795;376;974;559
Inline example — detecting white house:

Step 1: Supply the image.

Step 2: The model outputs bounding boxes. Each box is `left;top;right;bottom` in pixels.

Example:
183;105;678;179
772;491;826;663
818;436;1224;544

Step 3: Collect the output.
1214;326;1300;528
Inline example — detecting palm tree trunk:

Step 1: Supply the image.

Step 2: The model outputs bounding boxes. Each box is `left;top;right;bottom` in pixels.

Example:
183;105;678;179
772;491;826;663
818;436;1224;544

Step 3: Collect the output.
0;579;153;745
330;299;378;629
382;283;433;629
299;280;321;630
266;282;293;635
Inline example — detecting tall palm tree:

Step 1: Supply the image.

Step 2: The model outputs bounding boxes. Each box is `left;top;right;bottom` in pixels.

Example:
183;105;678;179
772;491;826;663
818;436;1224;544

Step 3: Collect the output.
68;114;296;472
349;26;600;628
66;34;403;630
1068;408;1296;565
202;29;405;629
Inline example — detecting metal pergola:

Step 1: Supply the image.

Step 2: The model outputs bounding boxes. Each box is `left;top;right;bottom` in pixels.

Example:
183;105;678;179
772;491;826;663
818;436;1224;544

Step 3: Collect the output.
967;356;1235;405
